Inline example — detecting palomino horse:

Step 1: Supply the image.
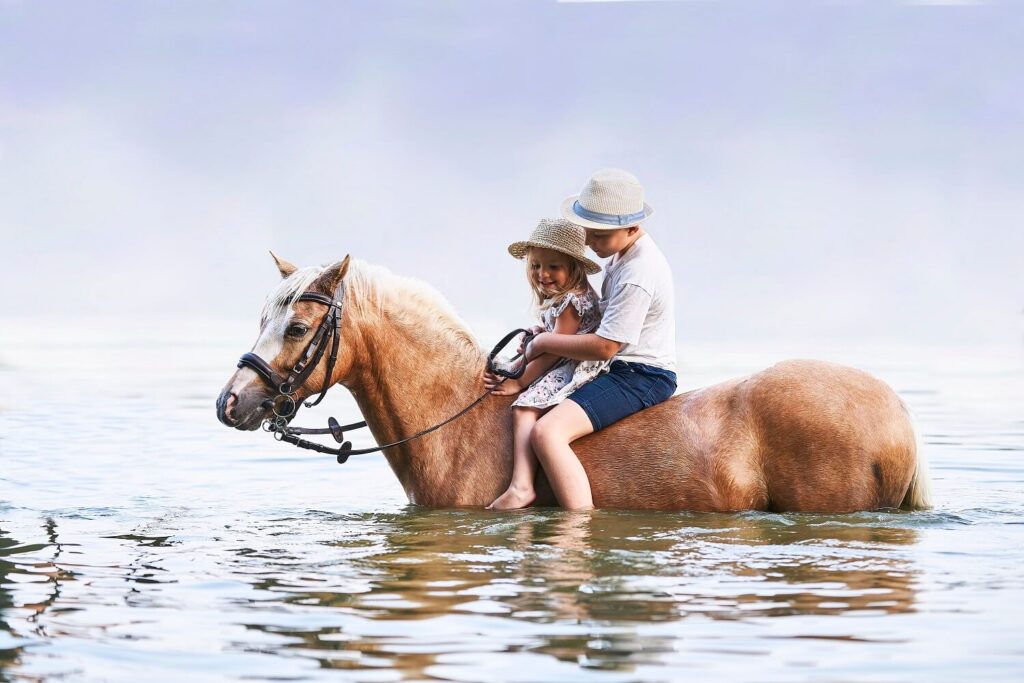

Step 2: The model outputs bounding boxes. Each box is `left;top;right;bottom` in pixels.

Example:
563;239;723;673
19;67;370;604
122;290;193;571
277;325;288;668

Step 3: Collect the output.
216;255;932;512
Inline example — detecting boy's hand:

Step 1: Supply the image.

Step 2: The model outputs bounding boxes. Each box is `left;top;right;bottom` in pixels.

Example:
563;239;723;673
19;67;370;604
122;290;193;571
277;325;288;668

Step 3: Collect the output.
517;325;545;354
524;332;549;361
484;370;522;396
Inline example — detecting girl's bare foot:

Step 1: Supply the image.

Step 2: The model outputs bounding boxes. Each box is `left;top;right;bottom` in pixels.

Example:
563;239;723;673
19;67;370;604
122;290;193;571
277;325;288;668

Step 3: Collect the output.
486;485;536;510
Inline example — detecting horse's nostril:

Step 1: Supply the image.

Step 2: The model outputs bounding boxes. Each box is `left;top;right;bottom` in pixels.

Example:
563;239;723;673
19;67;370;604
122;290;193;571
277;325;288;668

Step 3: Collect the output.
217;393;236;423
217;391;240;426
225;393;238;417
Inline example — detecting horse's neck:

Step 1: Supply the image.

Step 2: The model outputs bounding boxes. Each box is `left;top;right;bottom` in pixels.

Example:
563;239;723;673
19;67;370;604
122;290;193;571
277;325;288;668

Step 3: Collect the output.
343;290;511;506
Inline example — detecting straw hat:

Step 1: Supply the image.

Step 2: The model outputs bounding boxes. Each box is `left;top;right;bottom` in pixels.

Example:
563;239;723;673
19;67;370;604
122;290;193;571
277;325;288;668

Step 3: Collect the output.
560;168;654;230
508;218;601;275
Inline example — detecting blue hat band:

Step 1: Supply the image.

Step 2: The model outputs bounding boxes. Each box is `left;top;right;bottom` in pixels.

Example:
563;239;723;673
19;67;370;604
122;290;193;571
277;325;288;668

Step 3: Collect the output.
572;201;646;226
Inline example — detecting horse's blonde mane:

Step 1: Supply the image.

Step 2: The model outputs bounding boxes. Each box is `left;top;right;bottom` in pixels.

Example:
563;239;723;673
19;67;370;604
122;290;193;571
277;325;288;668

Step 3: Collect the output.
345;260;480;358
261;259;480;357
260;266;323;323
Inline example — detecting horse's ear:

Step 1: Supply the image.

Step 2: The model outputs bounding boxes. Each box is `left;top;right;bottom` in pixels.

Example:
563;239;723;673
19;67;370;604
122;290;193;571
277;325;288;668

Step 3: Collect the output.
319;255;351;295
269;250;298;279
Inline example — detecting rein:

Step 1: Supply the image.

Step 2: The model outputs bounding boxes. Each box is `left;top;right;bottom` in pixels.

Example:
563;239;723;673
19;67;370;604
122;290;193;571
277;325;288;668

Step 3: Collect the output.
237;285;533;464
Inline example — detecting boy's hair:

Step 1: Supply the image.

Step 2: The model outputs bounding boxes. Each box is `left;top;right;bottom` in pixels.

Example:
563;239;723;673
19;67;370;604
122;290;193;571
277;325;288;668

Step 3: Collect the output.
524;246;591;309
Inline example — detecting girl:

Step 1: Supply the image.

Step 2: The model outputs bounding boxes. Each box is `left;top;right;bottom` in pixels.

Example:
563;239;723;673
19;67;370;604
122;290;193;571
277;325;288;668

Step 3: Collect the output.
484;218;607;510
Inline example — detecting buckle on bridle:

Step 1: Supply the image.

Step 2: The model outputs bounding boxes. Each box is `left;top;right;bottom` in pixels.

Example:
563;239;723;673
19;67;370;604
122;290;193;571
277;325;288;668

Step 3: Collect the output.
271;394;297;418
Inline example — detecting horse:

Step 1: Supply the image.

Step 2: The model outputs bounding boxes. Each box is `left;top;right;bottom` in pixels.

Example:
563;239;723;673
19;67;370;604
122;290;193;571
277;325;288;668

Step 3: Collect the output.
216;254;932;513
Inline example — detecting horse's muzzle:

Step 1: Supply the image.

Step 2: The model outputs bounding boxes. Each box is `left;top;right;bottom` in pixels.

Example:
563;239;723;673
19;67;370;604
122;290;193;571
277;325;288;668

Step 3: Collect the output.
216;388;267;431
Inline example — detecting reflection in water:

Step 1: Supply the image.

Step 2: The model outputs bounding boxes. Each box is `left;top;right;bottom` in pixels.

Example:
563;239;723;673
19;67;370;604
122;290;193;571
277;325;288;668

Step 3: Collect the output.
1;519;76;674
230;509;920;676
0;525;23;672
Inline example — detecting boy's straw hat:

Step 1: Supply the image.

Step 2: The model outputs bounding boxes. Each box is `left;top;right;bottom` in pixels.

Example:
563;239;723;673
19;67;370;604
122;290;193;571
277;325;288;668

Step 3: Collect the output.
560;168;654;230
508;218;601;275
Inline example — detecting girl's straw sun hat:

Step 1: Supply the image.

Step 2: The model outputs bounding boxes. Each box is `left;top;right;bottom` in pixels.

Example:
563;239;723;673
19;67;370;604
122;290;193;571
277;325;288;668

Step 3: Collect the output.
508;218;601;275
560;168;654;231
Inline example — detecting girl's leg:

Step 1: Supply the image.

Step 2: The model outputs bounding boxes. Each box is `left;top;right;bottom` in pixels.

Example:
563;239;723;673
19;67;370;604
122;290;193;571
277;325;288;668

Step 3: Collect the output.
488;406;543;510
530;401;596;510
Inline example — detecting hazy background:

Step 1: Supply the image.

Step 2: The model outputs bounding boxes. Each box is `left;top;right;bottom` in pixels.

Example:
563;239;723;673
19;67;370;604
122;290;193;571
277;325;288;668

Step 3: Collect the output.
2;0;1022;347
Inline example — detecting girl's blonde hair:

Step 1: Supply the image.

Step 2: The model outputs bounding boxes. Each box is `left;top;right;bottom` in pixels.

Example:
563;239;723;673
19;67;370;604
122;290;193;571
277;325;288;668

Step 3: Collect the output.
523;246;591;309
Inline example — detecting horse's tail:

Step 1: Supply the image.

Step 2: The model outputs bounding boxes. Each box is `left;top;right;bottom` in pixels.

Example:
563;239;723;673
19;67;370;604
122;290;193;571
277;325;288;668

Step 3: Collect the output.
899;400;933;510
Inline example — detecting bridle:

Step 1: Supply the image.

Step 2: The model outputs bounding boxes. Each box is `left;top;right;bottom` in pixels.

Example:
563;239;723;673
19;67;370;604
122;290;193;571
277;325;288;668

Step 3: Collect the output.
238;286;343;413
236;281;532;464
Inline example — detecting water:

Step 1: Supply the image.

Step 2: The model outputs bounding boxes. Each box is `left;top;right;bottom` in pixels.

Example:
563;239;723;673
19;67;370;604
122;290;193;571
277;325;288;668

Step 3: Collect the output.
2;319;1023;682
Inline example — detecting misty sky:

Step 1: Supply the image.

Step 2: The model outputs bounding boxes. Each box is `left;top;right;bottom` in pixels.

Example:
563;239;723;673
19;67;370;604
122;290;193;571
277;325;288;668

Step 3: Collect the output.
2;0;1022;345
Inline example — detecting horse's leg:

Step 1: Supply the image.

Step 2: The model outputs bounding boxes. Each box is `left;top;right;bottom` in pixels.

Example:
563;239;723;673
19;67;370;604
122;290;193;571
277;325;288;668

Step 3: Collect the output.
531;401;596;510
488;407;543;510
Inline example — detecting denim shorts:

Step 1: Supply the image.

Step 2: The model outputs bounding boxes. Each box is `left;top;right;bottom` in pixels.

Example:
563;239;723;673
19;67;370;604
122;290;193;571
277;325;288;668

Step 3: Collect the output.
567;360;677;431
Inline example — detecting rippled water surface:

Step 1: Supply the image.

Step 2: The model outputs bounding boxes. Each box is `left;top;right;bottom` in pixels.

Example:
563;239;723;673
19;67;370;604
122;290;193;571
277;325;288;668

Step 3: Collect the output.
2;320;1023;681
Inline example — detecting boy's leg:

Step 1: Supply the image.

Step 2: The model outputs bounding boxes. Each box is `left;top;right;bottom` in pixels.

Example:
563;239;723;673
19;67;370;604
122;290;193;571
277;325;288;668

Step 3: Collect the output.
530;401;596;510
488;406;543;510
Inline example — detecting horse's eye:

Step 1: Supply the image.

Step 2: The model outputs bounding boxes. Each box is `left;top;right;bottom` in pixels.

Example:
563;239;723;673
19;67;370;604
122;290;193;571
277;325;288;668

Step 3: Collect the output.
286;324;309;338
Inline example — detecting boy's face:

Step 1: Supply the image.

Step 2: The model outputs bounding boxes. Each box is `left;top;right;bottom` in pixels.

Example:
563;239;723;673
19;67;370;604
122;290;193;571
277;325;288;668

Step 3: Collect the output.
584;226;639;259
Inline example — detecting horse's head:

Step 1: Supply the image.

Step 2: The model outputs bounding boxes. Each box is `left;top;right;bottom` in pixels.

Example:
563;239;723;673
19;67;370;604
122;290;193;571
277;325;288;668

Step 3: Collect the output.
216;252;352;431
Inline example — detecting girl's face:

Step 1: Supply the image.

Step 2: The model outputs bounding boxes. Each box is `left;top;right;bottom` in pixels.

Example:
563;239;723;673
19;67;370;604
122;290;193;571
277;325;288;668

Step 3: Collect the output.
527;247;572;296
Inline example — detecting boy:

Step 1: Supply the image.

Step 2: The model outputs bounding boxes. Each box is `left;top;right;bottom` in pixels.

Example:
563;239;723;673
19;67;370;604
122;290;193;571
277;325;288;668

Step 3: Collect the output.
525;169;677;509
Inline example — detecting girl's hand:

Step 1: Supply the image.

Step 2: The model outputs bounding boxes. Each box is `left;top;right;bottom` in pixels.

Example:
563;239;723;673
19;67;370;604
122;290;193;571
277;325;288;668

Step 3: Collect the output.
484;371;522;396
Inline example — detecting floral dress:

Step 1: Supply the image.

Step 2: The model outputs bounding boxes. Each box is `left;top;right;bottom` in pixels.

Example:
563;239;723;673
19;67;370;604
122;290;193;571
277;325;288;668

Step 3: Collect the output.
512;287;609;410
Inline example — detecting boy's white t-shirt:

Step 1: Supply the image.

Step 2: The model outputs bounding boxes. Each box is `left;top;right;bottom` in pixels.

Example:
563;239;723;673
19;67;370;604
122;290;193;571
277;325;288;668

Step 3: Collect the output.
595;234;677;372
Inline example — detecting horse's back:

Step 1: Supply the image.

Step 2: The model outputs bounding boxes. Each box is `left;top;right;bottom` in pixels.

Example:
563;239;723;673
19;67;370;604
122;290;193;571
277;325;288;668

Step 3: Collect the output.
574;377;764;511
573;359;917;513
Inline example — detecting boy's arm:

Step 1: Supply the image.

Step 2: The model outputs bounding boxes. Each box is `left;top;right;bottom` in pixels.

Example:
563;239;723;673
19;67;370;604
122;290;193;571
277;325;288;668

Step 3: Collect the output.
528;332;622;362
528;283;651;362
